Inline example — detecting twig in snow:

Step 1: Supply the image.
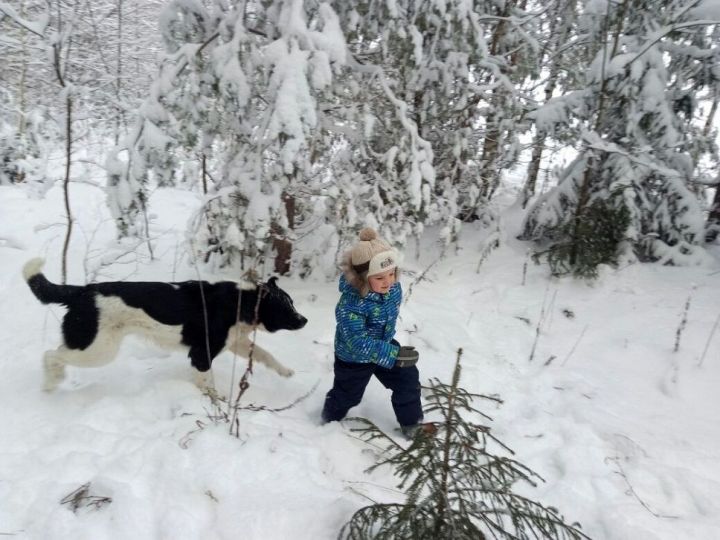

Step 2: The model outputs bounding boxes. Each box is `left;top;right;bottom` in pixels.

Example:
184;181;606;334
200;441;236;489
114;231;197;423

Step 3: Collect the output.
180;381;320;447
605;457;678;520
562;325;588;366
172;239;181;281
59;483;112;513
698;313;720;368
673;288;695;353
475;230;500;273
179;419;209;449
528;284;552;362
228;285;266;437
544;289;559;332
234;379;320;413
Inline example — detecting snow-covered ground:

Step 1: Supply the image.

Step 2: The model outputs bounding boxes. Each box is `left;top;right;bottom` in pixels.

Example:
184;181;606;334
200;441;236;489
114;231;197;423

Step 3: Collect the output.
1;180;719;539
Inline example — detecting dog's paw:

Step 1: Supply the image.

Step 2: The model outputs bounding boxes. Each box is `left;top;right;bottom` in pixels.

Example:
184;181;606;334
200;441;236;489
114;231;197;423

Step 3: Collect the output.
202;386;226;402
278;367;295;378
42;370;65;392
42;376;62;392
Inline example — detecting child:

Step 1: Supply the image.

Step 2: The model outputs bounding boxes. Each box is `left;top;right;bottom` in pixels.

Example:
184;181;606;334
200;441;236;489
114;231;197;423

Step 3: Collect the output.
321;228;423;438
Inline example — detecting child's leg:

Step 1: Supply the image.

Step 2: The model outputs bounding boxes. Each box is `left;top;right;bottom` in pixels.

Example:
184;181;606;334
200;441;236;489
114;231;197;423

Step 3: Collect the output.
374;364;423;427
322;358;375;423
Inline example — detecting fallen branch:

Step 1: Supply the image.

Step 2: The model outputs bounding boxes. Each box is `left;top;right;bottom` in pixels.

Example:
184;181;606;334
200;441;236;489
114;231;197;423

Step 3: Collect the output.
605;457;678;520
562;325;588;366
59;483;112;513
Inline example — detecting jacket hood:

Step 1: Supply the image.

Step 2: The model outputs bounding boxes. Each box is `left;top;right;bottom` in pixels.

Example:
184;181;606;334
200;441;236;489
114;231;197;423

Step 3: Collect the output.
340;250;371;297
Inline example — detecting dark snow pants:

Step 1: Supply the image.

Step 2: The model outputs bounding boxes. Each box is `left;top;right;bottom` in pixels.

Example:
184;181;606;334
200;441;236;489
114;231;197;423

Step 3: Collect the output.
321;355;423;427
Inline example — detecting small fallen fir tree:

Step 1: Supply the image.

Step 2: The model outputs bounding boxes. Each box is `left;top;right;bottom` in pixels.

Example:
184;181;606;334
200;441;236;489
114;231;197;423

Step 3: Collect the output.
339;348;590;540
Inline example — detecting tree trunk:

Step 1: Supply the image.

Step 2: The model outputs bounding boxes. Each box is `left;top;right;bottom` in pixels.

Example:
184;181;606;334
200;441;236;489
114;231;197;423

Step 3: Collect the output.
17;0;27;138
201;153;208;195
569;0;628;265
476;0;517;209
272;192;295;275
706;183;720;243
522;0;576;207
703;93;719;242
114;0;125;145
61;94;74;284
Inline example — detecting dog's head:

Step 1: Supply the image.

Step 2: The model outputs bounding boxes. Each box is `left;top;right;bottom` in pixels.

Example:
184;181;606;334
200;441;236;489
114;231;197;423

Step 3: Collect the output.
257;277;308;333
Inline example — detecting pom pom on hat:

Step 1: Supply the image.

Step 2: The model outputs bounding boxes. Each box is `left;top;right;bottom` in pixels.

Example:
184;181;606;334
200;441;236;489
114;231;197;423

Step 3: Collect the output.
358;228;378;242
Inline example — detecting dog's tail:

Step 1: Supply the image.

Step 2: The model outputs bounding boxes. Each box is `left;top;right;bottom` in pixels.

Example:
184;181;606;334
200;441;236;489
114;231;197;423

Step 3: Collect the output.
23;258;83;305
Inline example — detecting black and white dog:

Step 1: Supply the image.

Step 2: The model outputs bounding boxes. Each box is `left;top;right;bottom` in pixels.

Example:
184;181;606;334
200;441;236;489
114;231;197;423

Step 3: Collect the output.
23;258;307;392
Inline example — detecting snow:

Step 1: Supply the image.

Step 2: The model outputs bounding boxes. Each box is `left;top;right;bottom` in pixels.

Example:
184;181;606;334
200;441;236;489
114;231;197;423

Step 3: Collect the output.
265;39;317;173
1;180;720;539
0;2;49;37
307;4;347;65
687;0;720;19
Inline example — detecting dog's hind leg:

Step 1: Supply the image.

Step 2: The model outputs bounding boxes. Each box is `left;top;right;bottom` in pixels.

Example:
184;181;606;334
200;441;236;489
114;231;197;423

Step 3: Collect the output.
43;349;67;392
42;330;123;391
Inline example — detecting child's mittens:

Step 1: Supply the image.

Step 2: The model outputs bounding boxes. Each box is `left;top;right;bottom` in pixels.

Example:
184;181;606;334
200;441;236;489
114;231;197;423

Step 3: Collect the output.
396;345;419;368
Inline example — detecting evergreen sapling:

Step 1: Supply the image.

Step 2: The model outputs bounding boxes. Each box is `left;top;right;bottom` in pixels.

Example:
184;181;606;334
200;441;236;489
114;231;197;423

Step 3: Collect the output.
340;349;589;540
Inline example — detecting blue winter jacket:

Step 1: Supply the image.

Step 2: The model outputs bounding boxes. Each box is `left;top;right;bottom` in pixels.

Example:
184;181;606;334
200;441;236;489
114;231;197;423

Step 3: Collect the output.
334;275;401;368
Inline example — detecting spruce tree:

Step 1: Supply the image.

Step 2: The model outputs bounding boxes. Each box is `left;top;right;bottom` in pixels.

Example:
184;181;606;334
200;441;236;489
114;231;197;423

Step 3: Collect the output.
521;0;717;274
339;349;589;540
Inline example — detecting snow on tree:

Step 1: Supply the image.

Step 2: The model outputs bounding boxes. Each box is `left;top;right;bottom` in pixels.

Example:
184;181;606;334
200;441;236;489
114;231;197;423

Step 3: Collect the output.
1;0;164;142
671;1;720;241
328;0;538;250
109;0;349;273
521;0;719;276
521;0;580;207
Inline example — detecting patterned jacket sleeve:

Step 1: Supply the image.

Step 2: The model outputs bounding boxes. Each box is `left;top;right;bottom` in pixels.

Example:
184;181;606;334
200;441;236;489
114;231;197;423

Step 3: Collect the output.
335;301;399;368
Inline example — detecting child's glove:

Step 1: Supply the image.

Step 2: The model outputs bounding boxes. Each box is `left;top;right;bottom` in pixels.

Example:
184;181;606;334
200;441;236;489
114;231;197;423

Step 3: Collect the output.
396;345;419;368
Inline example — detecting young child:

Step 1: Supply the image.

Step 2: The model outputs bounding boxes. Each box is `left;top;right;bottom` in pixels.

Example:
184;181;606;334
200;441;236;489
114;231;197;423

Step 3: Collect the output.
321;228;423;438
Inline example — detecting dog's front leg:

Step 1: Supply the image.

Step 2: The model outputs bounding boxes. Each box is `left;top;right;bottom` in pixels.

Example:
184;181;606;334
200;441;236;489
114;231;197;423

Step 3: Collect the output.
189;346;219;395
192;368;216;393
230;338;294;377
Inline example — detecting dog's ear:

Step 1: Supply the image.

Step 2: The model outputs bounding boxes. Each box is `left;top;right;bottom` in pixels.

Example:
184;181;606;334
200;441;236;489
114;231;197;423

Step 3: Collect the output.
267;276;279;289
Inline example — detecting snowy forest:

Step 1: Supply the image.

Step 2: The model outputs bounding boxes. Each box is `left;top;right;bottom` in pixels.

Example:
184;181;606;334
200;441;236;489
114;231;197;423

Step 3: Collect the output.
2;0;719;278
1;0;720;539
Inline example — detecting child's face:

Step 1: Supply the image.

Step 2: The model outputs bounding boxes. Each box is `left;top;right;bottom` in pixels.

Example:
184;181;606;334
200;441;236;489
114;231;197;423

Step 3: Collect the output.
368;268;396;294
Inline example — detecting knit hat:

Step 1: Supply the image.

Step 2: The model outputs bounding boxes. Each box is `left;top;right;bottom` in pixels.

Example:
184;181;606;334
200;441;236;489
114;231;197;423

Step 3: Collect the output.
350;228;398;277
